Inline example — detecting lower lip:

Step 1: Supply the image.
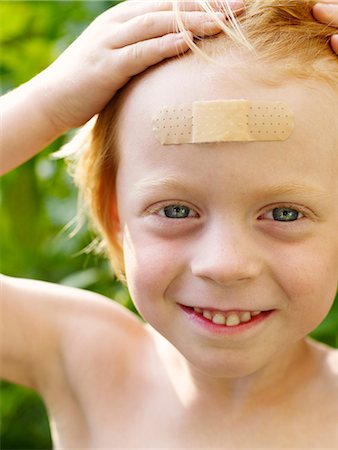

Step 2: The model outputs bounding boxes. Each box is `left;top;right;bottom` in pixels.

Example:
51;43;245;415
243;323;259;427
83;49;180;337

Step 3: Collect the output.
179;305;274;335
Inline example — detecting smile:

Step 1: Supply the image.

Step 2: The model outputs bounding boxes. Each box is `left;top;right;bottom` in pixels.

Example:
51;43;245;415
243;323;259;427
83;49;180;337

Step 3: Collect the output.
179;304;274;334
190;307;262;326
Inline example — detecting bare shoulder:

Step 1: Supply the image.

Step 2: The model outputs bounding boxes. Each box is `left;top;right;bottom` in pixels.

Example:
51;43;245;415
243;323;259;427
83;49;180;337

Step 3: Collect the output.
300;339;338;445
34;280;152;413
48;283;149;389
306;338;338;378
60;285;148;371
20;280;152;444
305;338;338;414
324;346;338;376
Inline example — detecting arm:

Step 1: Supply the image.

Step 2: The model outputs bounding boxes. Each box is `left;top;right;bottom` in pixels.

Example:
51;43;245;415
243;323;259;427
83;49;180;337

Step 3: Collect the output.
0;77;67;176
1;274;80;389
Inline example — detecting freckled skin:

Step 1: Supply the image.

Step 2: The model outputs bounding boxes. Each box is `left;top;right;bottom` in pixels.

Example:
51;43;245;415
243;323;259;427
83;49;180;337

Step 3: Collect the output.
116;57;337;382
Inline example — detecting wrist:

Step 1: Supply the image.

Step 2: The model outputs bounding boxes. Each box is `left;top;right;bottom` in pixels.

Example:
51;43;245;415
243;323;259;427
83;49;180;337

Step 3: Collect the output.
0;74;69;175
28;69;71;138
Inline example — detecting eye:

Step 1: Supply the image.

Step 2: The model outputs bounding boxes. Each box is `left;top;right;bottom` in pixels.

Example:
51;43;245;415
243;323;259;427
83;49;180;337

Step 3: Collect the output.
158;204;196;219
264;207;304;222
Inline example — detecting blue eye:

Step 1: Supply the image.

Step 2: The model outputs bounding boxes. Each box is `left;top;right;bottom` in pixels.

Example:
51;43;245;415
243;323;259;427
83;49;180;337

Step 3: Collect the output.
161;205;192;219
272;207;300;222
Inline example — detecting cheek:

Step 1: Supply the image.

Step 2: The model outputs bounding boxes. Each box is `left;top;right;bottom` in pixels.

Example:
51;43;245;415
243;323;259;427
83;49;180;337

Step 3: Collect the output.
122;226;185;306
271;236;338;331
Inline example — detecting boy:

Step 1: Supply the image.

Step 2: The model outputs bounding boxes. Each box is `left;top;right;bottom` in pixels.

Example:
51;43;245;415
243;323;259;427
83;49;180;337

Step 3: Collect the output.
1;1;338;448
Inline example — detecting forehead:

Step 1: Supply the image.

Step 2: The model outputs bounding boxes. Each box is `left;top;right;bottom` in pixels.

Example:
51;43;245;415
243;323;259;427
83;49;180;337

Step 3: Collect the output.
116;57;337;188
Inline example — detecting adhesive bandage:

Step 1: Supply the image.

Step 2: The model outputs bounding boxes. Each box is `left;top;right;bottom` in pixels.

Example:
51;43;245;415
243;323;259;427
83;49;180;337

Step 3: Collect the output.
152;100;294;145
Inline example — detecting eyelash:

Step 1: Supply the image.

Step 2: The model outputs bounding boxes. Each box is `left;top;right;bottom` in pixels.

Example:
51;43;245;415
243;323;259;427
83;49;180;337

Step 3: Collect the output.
258;204;307;222
146;202;309;223
146;202;199;220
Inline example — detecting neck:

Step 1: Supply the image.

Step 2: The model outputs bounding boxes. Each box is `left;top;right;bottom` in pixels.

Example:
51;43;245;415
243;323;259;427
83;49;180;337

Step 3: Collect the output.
184;340;310;414
149;327;312;419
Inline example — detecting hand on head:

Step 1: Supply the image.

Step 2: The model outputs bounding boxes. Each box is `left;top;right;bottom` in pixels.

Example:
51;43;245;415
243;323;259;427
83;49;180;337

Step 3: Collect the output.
42;0;338;134
39;0;244;133
0;0;243;174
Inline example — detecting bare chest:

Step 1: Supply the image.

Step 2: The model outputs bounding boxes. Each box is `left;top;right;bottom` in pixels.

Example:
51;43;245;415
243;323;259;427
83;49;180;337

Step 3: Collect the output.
45;329;338;449
47;364;338;449
48;361;184;448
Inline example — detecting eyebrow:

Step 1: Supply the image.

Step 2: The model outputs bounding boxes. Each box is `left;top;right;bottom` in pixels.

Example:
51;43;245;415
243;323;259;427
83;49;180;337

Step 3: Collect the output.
133;176;198;196
133;176;329;199
259;183;329;199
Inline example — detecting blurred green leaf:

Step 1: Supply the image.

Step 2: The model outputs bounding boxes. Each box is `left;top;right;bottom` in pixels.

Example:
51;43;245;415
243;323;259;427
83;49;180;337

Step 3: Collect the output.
0;381;52;449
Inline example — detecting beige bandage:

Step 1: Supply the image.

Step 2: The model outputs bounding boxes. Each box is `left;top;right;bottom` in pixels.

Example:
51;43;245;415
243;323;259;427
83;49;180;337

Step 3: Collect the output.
152;100;294;145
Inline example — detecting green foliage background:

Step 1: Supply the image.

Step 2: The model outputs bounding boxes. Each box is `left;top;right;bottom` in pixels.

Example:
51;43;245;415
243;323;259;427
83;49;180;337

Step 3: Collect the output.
0;1;337;448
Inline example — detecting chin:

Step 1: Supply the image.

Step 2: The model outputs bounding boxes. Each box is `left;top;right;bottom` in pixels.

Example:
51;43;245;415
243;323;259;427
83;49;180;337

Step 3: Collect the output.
179;345;270;379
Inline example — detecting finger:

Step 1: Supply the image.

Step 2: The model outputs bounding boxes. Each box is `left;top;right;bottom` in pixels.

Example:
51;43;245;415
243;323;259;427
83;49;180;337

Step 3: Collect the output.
330;34;338;53
113;31;192;82
312;3;338;27
104;0;244;23
111;11;225;48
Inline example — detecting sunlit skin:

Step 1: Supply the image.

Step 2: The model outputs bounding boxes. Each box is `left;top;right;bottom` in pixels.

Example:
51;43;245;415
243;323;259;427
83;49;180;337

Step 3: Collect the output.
1;0;338;446
114;52;338;428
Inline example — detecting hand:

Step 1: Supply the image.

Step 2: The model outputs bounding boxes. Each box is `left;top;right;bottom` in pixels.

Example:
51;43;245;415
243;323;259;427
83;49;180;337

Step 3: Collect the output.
312;0;338;54
37;0;243;133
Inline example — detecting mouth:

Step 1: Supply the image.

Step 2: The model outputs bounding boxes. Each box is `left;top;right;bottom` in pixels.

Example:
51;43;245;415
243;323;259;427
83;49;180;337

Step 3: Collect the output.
179;304;275;333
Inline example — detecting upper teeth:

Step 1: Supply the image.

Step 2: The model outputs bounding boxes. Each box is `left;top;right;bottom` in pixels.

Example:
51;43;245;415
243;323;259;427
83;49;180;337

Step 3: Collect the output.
194;307;262;326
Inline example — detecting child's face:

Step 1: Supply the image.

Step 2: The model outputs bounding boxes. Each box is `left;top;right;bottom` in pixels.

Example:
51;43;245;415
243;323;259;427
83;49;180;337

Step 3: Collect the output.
115;58;338;377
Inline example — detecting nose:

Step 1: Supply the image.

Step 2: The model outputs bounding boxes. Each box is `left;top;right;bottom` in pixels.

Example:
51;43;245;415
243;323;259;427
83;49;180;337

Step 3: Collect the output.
190;220;263;287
